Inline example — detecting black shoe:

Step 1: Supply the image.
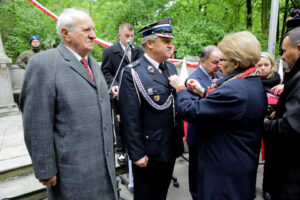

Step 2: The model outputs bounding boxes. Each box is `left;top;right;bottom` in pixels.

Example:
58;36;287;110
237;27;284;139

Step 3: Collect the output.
263;191;272;200
117;153;127;166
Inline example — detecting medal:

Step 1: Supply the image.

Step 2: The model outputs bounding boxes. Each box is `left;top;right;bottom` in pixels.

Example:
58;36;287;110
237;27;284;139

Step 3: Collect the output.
147;65;154;73
154;95;160;101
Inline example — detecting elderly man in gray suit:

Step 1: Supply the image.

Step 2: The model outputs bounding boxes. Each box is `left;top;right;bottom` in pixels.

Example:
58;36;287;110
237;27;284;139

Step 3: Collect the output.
20;8;118;199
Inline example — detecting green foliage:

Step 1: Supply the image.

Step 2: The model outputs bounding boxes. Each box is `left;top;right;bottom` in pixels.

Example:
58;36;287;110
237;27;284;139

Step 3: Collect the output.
0;0;291;62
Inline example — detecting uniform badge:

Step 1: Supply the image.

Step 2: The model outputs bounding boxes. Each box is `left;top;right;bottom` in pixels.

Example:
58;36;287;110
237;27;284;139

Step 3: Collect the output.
147;88;154;95
147;65;154;73
153;95;160;102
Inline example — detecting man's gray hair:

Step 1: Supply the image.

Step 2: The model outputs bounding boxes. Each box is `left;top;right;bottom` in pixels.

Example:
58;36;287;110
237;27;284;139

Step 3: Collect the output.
141;35;158;49
200;45;220;60
287;27;300;48
56;8;90;38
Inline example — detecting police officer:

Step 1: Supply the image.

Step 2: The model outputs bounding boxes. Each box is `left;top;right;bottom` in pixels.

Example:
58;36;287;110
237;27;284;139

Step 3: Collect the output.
119;17;184;200
16;36;43;69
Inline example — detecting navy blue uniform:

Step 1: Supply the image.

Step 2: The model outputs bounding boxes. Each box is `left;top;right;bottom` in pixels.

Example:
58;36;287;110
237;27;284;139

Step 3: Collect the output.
177;68;267;200
119;55;184;200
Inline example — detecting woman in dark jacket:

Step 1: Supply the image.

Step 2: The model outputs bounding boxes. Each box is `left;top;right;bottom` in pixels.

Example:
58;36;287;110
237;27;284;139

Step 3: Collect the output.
169;31;267;200
256;52;281;200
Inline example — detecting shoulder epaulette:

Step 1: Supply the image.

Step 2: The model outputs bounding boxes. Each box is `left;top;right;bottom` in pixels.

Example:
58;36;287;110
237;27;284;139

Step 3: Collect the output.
128;60;140;68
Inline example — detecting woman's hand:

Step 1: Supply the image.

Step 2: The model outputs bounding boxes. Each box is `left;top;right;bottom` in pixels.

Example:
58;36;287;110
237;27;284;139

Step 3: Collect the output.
271;84;284;96
168;75;184;89
187;79;205;97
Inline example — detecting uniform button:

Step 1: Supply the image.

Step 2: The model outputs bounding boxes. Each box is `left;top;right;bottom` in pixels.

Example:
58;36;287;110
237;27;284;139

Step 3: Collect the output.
104;126;107;130
100;98;104;102
145;136;149;139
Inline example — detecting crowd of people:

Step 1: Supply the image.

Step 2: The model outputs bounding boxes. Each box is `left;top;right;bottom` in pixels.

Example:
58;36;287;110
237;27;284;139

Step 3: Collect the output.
18;6;300;200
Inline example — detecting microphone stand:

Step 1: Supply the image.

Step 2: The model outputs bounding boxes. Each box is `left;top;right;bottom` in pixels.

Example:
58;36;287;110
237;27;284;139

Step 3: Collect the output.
108;44;131;94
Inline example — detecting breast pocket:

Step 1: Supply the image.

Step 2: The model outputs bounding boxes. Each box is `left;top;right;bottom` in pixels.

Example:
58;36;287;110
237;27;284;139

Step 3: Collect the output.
146;86;166;103
144;129;162;156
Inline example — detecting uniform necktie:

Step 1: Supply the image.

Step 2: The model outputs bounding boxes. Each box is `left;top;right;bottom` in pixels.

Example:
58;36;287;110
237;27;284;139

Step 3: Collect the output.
80;58;95;82
159;63;168;79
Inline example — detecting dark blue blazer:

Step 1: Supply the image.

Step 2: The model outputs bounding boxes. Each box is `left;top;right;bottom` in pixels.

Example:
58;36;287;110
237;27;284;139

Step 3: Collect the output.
177;68;267;200
185;67;222;147
119;55;184;163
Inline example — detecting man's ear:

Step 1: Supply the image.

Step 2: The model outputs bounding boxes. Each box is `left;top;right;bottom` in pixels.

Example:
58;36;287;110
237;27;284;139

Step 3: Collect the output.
146;39;153;50
297;43;300;56
200;58;205;65
61;28;70;42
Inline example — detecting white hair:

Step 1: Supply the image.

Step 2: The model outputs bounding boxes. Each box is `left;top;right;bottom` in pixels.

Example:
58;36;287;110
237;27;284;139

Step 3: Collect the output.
56;8;90;38
141;35;158;49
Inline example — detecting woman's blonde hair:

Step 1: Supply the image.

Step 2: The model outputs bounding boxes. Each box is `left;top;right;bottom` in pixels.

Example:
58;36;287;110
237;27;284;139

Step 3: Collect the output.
218;31;261;69
260;52;277;79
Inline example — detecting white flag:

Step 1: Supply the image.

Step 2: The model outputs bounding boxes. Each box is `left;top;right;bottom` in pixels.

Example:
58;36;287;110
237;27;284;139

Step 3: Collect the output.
179;57;189;82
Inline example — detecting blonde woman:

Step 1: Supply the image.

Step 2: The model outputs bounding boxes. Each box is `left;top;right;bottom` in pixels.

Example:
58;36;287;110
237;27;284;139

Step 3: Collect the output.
169;31;267;200
257;52;281;90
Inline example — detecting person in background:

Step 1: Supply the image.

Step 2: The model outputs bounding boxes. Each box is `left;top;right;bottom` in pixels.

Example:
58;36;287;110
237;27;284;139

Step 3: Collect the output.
16;36;43;69
184;45;223;200
169;31;267;200
257;52;281;90
170;44;177;59
101;22;144;166
256;52;281;200
119;17;184;200
264;26;300;200
20;8;118;199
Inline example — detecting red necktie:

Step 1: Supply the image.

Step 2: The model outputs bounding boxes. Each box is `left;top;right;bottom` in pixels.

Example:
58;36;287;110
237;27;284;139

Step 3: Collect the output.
80;58;95;82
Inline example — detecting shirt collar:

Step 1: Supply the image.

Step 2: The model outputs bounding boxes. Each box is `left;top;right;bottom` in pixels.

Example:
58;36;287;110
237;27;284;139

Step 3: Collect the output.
65;45;88;62
119;41;131;53
144;53;159;69
199;64;212;81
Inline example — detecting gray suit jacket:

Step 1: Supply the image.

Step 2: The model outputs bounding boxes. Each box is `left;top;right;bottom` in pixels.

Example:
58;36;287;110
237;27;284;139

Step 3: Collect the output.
20;43;118;200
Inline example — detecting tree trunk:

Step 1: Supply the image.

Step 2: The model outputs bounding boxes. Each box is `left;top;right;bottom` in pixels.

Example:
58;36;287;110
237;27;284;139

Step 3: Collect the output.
246;0;252;29
281;0;289;37
261;0;268;34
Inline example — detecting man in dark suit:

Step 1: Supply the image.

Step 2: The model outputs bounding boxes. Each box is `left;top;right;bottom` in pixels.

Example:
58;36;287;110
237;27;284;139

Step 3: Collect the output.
185;45;223;200
20;8;118;199
101;22;144;165
119;17;184;200
264;27;300;200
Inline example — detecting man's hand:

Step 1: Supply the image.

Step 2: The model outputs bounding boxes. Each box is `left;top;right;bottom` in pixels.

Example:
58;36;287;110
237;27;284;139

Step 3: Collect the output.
112;85;119;96
133;156;148;167
187;79;205;97
39;175;57;187
272;84;284;96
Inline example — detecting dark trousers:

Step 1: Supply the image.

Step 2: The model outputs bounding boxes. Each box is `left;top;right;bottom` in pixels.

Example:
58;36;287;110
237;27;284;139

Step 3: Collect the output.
111;97;126;154
188;147;198;200
132;158;176;200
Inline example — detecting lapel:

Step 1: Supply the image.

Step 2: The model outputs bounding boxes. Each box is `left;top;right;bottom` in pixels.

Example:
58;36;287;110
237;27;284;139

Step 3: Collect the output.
142;56;170;87
131;45;140;61
57;43;96;87
88;55;103;94
114;41;130;64
196;68;213;89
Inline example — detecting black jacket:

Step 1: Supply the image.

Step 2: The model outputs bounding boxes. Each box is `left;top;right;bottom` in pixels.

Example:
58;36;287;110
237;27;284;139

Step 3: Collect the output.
101;41;144;88
264;57;300;200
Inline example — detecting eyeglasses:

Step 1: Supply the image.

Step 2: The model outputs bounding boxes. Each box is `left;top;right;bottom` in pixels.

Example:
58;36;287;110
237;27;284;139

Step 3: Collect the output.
219;58;228;62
